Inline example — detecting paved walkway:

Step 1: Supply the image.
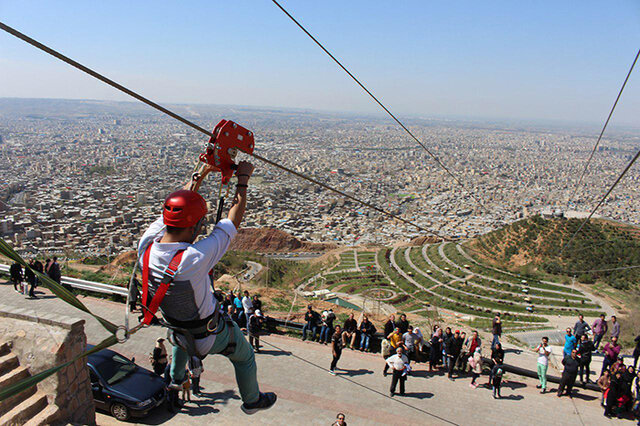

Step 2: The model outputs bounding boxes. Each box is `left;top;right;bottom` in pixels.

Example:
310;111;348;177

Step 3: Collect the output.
0;282;626;426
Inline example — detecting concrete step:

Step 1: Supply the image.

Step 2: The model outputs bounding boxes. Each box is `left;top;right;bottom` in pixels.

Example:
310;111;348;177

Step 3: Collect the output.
0;353;19;377
0;365;29;389
23;404;59;426
0;393;47;426
0;383;36;417
0;342;10;357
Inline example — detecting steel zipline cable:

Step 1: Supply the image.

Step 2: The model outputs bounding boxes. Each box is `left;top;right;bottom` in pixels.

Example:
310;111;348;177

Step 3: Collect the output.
0;21;449;241
269;0;489;213
562;148;640;252
568;48;640;207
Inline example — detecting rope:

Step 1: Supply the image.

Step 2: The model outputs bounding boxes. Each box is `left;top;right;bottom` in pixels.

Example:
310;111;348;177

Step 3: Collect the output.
270;0;488;213
0;21;449;241
562;148;640;252
568;48;640;207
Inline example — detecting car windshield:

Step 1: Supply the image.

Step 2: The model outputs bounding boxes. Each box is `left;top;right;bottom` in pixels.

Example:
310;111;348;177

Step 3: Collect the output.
95;354;136;385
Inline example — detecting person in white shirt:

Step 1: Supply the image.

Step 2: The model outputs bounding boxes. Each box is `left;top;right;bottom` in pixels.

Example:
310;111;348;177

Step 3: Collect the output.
533;336;552;393
242;290;253;327
386;346;409;396
137;161;276;415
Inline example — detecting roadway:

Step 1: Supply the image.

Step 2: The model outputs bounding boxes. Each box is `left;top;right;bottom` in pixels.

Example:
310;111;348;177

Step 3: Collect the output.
0;280;617;426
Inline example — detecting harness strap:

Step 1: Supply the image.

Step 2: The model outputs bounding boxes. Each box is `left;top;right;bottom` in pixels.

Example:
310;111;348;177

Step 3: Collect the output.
141;242;186;325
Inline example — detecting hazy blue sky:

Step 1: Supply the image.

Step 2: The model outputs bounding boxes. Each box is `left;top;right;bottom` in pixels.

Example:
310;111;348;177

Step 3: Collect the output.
1;1;639;126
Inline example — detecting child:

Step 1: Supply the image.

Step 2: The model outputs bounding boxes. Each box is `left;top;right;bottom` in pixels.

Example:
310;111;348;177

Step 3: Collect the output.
491;365;504;398
469;348;482;388
181;374;191;403
189;356;203;396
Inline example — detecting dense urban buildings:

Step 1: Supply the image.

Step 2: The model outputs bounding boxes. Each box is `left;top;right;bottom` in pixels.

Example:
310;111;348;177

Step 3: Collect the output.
0;98;638;256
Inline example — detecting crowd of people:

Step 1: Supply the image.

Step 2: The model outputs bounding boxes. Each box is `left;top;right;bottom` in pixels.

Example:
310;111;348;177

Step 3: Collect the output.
9;257;62;298
303;307;640;420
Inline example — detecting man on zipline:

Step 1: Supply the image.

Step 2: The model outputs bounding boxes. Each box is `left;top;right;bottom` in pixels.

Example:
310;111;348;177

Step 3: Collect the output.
137;160;276;414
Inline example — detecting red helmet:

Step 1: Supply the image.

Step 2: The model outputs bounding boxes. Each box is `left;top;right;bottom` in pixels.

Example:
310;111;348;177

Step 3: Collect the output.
162;190;208;228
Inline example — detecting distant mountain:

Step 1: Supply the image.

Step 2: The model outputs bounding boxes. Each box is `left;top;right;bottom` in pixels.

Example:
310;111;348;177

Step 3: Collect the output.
466;215;640;290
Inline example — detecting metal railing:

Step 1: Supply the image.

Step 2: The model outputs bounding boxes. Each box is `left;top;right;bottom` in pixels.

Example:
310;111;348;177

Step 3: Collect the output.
0;264;128;296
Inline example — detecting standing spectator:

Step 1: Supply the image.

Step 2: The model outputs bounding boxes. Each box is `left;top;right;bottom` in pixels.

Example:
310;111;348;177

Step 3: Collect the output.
242;290;253;327
358;315;376;352
592;313;608;350
150;338;168;376
429;328;443;372
384;327;403;376
574;314;591;340
577;334;595;385
386;346;409;397
602;336;621;376
396;314;409;335
33;259;44;283
48;256;63;289
610;315;620;340
605;369;624;417
563;328;577;357
329;325;343;375
383;314;396;338
25;260;37;298
413;327;424;355
492;313;502;348
557;349;580;398
469;347;482;388
44;258;51;275
463;331;482;373
633;334;640;370
302;305;319;342
342;313;358;349
9;262;23;293
488;342;504;387
491;365;504;399
402;326;420;363
233;293;244;325
598;370;611;406
189;356;203;396
248;310;264;353
227;305;240;324
534;336;552;393
457;331;468;371
222;292;234;312
332;413;347;426
442;327;453;372
446;330;463;379
181;374;191;403
252;294;262;312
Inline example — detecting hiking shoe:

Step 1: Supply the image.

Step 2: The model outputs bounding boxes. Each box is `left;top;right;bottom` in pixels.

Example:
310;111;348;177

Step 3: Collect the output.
329;370;336;375
241;392;277;415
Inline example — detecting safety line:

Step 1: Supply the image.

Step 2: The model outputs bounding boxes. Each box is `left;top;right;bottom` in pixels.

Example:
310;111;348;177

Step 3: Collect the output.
254;334;459;425
562;148;640;252
270;0;488;213
568;48;640;207
0;21;448;240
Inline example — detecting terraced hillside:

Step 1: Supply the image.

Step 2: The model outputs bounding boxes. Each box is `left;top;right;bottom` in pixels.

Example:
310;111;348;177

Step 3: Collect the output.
301;239;605;333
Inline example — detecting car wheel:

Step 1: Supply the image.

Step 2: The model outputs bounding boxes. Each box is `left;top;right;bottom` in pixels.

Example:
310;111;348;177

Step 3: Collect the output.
110;403;130;421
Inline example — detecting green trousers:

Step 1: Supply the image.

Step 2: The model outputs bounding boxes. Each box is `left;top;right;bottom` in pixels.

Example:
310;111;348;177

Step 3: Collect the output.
170;320;260;404
537;362;548;389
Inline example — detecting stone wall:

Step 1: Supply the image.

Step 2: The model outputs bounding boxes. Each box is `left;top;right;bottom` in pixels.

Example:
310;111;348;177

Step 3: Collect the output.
0;304;96;425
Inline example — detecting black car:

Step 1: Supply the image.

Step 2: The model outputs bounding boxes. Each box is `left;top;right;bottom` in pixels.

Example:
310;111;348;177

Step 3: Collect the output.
86;345;167;421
